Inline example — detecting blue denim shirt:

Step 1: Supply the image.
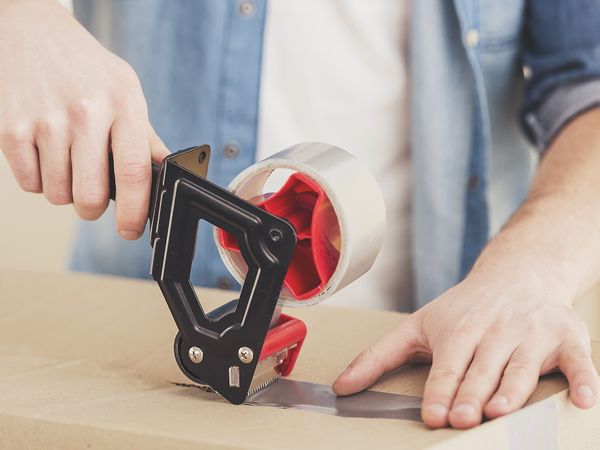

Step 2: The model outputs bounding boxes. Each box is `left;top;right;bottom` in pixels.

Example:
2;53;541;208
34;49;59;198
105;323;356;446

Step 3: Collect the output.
71;0;600;309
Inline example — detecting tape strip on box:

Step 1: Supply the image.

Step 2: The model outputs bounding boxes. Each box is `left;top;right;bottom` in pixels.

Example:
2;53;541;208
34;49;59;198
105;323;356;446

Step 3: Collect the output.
246;379;423;421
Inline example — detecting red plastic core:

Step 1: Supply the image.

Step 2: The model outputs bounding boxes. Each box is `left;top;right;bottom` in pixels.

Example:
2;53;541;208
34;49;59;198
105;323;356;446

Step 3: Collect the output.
218;173;340;300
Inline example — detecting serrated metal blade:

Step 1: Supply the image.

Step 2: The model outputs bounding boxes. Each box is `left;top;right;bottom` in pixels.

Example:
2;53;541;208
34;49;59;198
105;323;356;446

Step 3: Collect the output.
247;345;296;397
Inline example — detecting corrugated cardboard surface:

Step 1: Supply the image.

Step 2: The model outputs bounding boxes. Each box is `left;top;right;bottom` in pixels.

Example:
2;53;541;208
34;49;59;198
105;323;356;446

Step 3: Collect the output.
0;269;598;449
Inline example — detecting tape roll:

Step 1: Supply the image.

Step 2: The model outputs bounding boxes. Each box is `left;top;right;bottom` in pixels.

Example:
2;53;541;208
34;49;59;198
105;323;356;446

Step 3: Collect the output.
214;142;386;307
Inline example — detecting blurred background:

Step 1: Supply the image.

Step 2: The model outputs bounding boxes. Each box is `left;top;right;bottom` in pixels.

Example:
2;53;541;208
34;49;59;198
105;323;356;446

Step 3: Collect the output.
1;154;599;339
0;0;599;340
0;157;75;272
0;0;76;273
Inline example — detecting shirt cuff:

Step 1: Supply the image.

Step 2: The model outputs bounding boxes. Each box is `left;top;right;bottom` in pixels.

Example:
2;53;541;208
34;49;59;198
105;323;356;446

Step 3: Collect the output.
524;78;600;152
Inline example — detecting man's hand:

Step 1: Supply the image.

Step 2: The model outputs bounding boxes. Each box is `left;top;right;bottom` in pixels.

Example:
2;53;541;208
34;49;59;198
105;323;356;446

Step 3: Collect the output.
333;268;597;429
0;0;169;238
334;109;600;429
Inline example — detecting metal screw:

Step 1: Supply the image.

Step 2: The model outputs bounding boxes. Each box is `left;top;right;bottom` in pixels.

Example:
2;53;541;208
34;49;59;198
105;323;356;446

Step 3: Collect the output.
238;346;254;364
268;228;283;243
189;346;204;364
198;150;207;164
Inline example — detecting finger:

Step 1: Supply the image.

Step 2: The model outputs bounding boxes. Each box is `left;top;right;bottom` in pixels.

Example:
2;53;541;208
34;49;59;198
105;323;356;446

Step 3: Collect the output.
448;340;515;429
0;125;41;193
557;340;598;409
111;107;151;240
148;122;170;162
484;345;544;419
422;340;476;429
333;318;421;396
36;118;72;205
71;120;111;220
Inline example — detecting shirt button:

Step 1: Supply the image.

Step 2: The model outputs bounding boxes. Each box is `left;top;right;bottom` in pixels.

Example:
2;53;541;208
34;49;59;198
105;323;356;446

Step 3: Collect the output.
223;141;241;159
238;0;256;18
468;175;480;191
522;65;533;80
217;276;232;290
465;28;480;48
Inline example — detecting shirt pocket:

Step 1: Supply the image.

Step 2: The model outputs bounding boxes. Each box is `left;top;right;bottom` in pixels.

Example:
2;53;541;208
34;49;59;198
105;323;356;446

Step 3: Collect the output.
478;0;525;52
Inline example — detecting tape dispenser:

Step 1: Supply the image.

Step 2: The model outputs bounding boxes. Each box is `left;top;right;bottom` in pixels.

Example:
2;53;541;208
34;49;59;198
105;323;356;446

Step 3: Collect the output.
108;143;386;404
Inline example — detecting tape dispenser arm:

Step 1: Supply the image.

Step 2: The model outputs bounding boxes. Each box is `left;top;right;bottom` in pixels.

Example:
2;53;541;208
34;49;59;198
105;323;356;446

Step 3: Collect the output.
144;146;301;404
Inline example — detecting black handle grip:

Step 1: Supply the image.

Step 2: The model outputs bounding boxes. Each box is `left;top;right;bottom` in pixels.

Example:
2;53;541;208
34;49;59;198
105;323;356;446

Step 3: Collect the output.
108;153;161;219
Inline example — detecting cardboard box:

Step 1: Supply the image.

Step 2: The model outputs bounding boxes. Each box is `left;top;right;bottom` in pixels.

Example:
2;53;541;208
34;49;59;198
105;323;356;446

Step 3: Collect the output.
0;269;598;449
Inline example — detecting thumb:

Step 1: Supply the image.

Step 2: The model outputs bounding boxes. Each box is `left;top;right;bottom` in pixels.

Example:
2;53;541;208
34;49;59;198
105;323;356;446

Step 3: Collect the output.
148;122;171;162
333;319;419;396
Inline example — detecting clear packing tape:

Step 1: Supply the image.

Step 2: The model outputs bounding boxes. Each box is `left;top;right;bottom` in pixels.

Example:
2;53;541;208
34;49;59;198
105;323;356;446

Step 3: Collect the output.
246;379;423;421
215;142;387;307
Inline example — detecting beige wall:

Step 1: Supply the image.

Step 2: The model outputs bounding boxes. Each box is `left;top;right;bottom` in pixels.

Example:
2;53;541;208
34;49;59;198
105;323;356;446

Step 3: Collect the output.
0;157;76;273
1;154;599;338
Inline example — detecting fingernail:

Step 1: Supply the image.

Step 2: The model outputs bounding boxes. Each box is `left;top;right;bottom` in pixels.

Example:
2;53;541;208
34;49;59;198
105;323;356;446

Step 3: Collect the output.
424;403;448;417
577;385;594;398
120;230;141;240
488;395;509;406
452;403;476;416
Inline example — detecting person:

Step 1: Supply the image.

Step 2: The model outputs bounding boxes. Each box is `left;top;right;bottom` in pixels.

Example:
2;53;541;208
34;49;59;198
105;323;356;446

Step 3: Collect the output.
1;0;599;429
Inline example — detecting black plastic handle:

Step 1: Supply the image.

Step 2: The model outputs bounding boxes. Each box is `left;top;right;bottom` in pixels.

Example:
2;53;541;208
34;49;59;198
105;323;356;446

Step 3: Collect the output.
150;156;297;404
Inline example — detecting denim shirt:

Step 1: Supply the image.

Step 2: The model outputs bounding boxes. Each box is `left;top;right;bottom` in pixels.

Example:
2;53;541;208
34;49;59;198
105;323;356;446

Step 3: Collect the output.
71;0;600;309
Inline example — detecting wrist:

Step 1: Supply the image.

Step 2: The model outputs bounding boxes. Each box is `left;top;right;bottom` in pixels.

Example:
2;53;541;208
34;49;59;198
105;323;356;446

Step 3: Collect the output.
466;232;579;306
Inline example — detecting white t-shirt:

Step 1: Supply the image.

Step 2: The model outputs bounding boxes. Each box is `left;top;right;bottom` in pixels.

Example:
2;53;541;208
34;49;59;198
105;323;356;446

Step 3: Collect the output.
256;0;413;311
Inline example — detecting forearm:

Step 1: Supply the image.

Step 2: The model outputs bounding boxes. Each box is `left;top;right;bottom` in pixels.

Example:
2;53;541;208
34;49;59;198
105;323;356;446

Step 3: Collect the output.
336;107;600;429
471;108;600;301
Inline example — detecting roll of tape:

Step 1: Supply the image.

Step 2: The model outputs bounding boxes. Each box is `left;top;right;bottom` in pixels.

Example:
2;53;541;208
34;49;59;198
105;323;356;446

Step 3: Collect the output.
214;142;386;306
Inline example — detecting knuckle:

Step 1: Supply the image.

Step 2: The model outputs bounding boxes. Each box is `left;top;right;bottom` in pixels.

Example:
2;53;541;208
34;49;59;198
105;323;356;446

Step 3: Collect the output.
466;365;495;382
117;61;142;87
111;64;146;111
0;124;32;148
113;89;147;115
504;361;531;376
446;323;472;340
67;99;96;125
35;117;63;141
45;188;72;205
429;366;461;384
112;94;143;115
9;163;40;193
75;192;108;219
19;174;42;193
486;320;506;337
117;161;149;186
